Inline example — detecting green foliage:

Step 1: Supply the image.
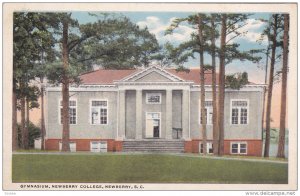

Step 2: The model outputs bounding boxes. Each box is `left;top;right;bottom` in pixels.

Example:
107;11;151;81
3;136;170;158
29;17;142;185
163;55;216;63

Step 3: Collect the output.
16;85;40;110
14;12;161;95
175;65;190;73
45;61;82;85
224;44;262;65
165;14;262;67
151;42;179;67
165;14;213;65
71;16;160;70
225;72;249;90
17;122;41;148
13;12;57;81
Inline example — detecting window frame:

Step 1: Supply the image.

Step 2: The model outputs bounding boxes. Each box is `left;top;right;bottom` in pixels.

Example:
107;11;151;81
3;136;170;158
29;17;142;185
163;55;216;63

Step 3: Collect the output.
199;141;214;154
230;99;250;125
199;99;213;125
230;142;247;155
145;112;161;138
58;99;77;125
89;99;109;125
146;93;162;104
90;141;101;152
59;141;76;152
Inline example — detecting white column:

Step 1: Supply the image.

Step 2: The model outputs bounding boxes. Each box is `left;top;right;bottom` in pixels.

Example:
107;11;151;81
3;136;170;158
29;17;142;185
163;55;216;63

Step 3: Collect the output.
135;90;143;139
118;90;126;139
165;89;173;139
182;89;190;139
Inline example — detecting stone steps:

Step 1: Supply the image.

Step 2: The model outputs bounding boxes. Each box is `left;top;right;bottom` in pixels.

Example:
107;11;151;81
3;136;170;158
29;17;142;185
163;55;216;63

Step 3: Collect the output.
122;140;185;153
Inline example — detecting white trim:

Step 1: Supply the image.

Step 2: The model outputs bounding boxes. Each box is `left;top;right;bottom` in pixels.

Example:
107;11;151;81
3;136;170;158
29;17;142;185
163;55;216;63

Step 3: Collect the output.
58;98;78;125
90;141;101;152
116;81;193;86
145;112;162;138
230;99;250;126
146;93;162;104
59;141;76;152
230;141;248;155
191;85;265;92
46;85;117;92
119;65;185;82
199;141;214;154
199;99;213;125
89;99;109;125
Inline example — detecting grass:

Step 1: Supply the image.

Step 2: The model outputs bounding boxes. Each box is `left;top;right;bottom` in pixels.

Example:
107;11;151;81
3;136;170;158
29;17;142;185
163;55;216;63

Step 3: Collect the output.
12;154;288;183
223;155;288;162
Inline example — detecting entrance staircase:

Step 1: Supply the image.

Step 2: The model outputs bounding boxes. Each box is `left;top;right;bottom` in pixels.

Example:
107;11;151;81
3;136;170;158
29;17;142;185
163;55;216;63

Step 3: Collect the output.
122;139;185;153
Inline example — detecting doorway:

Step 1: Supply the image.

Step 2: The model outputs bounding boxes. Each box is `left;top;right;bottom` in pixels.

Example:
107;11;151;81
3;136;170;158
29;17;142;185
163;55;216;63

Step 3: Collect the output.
146;112;161;138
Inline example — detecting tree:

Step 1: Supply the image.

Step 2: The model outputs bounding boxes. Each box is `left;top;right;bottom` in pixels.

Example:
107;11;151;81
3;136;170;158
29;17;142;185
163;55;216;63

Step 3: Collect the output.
277;14;289;158
166;13;259;155
40;78;46;150
225;72;249;89
43;13;162;151
197;14;208;155
69;16;160;70
218;14;227;156
264;14;284;157
13;12;56;150
17;122;41;148
166;14;211;155
151;42;176;68
61;15;74;152
209;14;219;155
217;14;262;156
12;78;18;151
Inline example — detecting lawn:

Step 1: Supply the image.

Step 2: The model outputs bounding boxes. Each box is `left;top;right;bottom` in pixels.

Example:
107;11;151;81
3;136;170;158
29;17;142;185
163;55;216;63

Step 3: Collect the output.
12;154;288;183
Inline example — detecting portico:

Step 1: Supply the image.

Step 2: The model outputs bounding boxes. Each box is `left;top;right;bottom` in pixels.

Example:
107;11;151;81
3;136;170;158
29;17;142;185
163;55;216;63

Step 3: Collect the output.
115;66;192;141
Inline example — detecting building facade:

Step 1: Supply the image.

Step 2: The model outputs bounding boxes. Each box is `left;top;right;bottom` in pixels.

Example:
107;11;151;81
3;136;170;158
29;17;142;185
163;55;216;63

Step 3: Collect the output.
45;66;264;156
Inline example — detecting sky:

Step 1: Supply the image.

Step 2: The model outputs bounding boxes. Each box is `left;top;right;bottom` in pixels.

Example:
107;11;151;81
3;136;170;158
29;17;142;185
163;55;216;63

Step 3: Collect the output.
71;11;274;84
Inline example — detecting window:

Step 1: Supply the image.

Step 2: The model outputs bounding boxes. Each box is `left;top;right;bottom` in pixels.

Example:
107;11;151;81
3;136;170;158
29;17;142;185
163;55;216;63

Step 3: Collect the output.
231;100;249;125
60;100;77;124
200;100;213;125
90;100;108;125
199;142;213;154
90;141;101;152
59;141;76;152
146;93;161;104
230;142;247;154
90;141;108;152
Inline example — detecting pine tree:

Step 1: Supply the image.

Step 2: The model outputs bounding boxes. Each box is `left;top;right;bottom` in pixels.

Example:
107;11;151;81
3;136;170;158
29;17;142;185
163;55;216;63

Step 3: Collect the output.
277;14;289;158
264;14;284;157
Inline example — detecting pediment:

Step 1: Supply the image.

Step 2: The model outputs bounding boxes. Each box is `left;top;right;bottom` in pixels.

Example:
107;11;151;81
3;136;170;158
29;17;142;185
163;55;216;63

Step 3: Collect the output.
120;66;185;82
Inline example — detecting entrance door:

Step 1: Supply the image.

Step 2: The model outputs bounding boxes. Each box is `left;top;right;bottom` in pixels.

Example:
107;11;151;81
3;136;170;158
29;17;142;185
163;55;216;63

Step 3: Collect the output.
146;113;160;138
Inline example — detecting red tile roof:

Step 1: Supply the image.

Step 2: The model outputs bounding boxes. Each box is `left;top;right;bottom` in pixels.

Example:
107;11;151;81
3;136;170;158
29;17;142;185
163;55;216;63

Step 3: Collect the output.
80;69;138;84
79;68;219;85
167;69;219;85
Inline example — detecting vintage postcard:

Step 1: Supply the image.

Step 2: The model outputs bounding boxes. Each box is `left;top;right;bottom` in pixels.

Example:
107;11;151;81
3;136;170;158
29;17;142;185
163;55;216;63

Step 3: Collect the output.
2;2;297;192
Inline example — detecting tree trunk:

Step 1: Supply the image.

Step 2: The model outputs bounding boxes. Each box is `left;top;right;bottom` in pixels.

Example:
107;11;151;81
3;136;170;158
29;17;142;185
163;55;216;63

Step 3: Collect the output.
211;15;219;155
24;97;30;149
61;20;70;152
12;79;18;151
198;14;207;155
277;14;289;158
20;83;26;149
261;44;269;149
40;77;46;150
218;14;227;156
264;14;278;157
